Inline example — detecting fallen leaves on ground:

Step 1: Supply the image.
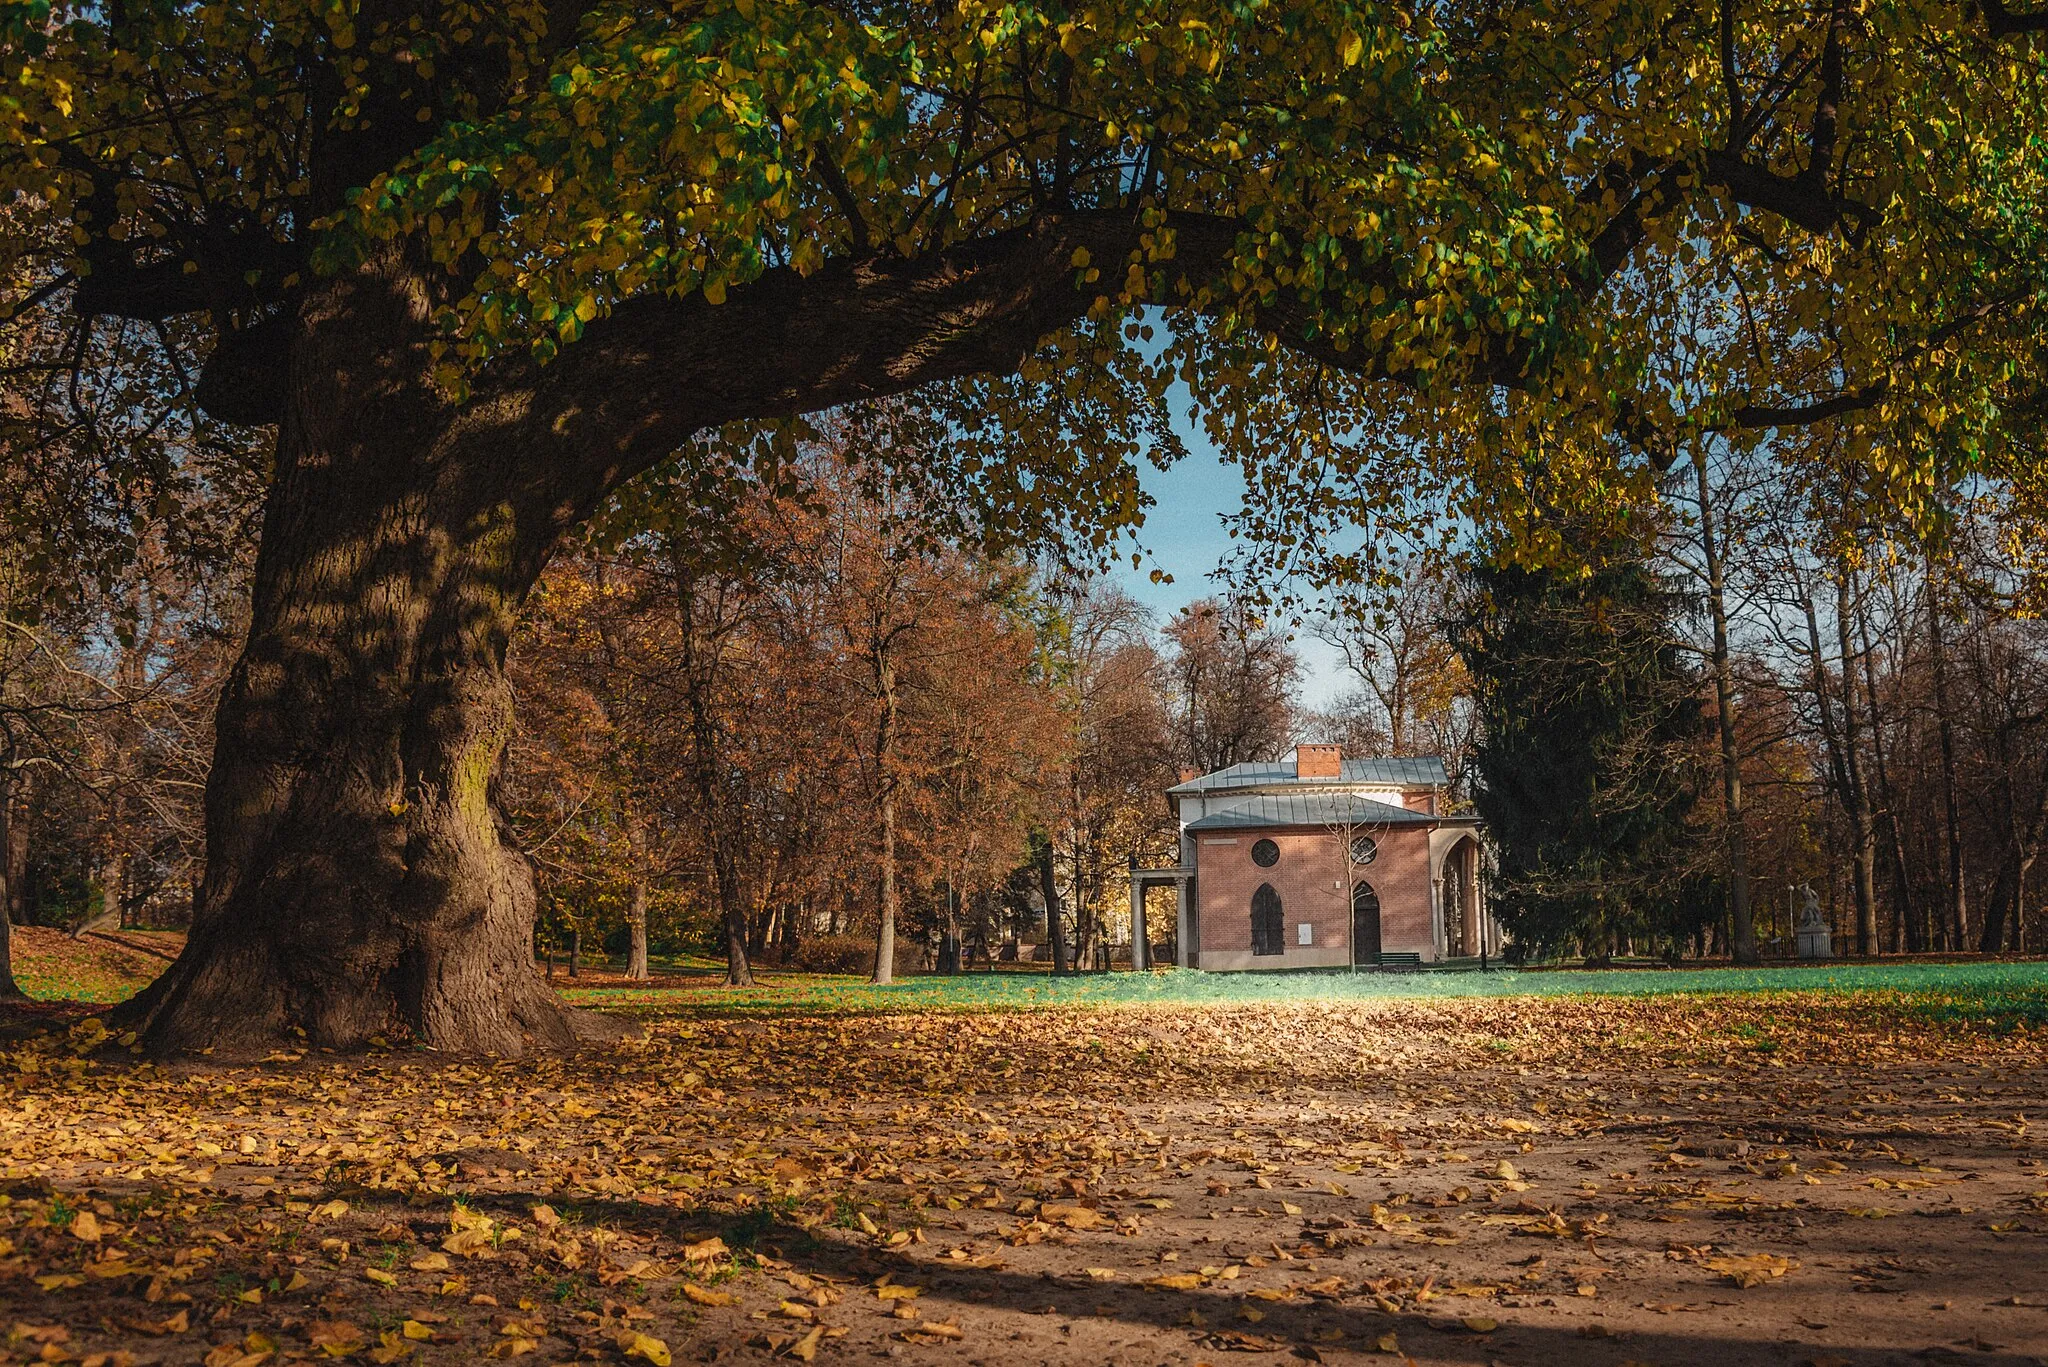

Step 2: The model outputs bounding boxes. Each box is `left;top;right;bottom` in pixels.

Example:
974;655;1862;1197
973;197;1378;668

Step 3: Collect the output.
2;982;2047;1363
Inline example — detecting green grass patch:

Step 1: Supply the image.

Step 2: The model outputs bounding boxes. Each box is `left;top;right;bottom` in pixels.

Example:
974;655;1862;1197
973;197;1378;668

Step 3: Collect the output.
560;959;2048;1026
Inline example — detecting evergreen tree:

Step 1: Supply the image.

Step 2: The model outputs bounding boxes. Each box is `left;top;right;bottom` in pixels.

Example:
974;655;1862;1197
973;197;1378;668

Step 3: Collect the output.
1453;537;1711;962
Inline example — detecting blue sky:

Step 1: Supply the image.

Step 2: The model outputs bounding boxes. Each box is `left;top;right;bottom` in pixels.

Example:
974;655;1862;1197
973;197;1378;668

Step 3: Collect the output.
1104;444;1352;710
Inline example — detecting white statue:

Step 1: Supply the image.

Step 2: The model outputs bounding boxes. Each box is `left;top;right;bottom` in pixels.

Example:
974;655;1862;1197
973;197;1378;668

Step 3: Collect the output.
1794;883;1832;958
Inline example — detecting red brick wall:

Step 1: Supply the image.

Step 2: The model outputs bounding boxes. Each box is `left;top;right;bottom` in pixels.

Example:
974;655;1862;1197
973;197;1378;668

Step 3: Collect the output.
1357;826;1436;956
1295;745;1342;779
1194;824;1438;967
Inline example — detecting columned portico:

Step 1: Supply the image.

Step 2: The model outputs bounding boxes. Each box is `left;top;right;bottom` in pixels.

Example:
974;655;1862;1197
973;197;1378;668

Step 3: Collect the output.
1129;863;1196;968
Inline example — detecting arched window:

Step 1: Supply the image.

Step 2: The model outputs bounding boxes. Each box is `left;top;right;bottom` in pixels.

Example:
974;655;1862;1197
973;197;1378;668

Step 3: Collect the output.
1352;882;1382;966
1251;884;1284;956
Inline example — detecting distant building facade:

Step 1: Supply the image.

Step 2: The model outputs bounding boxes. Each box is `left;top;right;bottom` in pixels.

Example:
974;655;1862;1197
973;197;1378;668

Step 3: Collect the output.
1132;745;1486;970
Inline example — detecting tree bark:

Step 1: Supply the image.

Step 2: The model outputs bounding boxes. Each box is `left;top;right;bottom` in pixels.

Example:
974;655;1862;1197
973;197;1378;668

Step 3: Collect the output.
669;552;754;987
4;777;27;930
873;788;899;985
114;259;629;1056
626;814;650;981
1694;451;1758;963
1835;575;1879;955
1800;583;1874;957
1856;596;1916;952
1037;831;1070;975
1926;567;1970;950
871;653;901;986
939;881;963;975
0;766;23;1000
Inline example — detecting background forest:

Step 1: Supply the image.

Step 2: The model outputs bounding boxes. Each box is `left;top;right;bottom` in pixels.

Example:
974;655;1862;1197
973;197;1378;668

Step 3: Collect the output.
7;358;2046;980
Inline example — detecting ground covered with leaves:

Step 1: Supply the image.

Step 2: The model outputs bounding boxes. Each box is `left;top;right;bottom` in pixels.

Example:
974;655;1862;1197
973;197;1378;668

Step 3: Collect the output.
4;976;2048;1366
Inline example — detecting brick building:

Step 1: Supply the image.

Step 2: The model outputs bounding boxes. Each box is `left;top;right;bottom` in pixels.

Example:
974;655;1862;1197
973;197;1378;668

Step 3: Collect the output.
1130;746;1486;970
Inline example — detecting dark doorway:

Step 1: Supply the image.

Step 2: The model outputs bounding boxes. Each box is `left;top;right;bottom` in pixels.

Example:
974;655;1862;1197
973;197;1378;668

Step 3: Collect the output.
1352;882;1382;966
1251;883;1284;956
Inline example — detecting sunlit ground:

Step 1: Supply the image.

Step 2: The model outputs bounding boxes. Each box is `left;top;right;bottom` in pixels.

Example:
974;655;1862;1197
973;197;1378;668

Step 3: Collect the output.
4;949;2048;1366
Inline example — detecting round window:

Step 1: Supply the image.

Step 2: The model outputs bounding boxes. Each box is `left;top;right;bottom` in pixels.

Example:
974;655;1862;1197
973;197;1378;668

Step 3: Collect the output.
1250;838;1280;868
1349;835;1379;867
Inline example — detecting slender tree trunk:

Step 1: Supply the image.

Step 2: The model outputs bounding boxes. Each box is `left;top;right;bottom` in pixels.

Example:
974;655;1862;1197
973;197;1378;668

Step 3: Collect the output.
1801;586;1873;955
939;882;962;974
1835;576;1878;955
4;779;27;931
1037;832;1070;975
1694;451;1758;963
671;553;754;987
0;768;23;1000
873;789;899;983
1926;567;1969;950
871;656;901;985
1856;597;1916;952
81;847;126;938
1982;854;2017;954
2018;857;2032;953
626;814;650;981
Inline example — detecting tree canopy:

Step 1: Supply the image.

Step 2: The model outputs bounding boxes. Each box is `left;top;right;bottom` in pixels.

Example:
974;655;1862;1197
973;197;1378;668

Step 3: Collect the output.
6;0;2044;555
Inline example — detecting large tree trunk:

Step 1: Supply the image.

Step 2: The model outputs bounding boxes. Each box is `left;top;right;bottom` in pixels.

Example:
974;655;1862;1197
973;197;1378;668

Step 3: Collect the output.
115;262;626;1057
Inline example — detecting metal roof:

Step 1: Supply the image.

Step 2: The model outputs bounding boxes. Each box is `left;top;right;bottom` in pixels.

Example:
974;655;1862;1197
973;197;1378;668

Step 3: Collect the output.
1183;793;1441;832
1167;755;1451;794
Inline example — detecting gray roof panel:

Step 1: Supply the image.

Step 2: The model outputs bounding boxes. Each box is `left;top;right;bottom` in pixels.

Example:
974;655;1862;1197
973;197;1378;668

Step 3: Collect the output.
1183;793;1442;831
1168;755;1451;794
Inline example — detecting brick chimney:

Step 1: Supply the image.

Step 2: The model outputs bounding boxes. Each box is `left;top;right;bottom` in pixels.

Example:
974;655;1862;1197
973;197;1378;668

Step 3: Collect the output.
1295;744;1342;780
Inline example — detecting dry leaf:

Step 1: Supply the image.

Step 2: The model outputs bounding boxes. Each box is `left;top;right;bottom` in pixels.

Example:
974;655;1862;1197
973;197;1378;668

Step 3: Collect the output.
682;1236;730;1263
308;1321;367;1357
1147;1272;1206;1290
618;1331;671;1366
1702;1253;1798;1288
1039;1202;1107;1230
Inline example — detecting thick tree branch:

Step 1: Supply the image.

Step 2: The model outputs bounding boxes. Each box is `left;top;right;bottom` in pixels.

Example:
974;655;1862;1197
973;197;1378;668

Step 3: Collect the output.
1981;0;2048;35
506;210;1250;493
1716;381;1888;429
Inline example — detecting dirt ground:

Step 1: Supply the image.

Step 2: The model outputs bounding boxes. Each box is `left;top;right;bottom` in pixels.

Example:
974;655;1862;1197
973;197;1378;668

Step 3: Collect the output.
3;990;2047;1367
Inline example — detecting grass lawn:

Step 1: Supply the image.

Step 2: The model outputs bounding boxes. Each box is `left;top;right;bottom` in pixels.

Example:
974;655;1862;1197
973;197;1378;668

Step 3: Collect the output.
17;926;2048;1034
560;958;2048;1030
